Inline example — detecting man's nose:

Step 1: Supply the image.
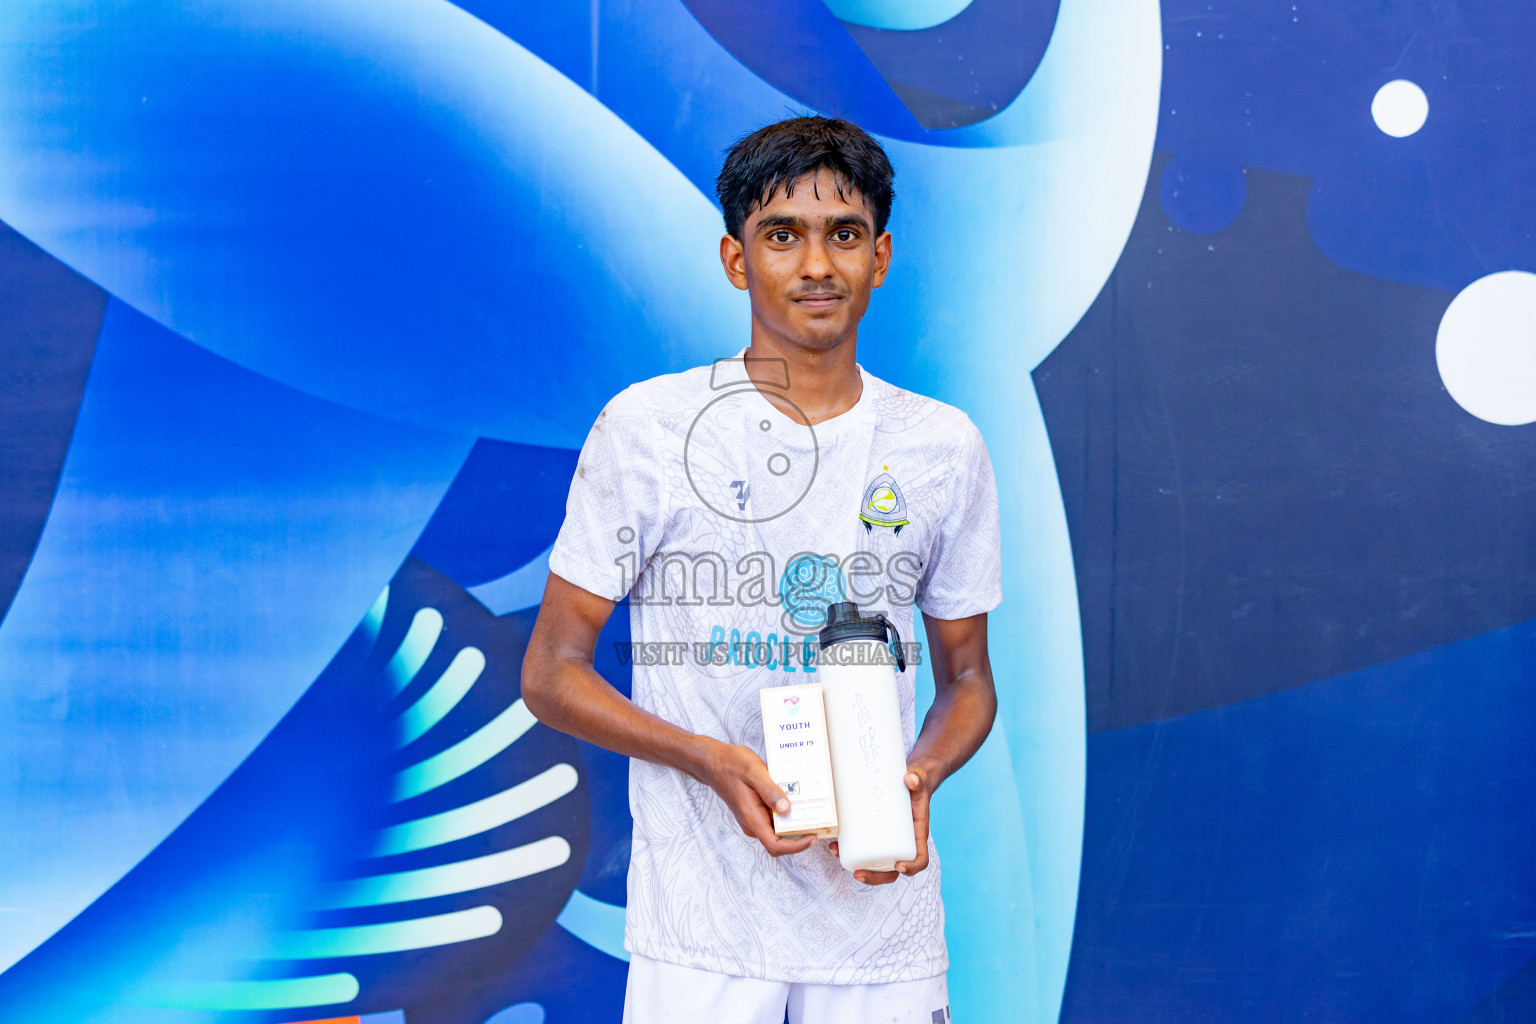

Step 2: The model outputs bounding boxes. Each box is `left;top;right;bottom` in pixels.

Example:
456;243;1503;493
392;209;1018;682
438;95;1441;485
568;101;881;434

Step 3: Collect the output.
800;236;835;280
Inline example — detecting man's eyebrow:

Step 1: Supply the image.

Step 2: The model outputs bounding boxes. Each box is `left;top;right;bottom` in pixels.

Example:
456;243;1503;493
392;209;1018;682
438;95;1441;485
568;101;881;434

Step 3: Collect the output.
755;214;807;232
755;213;872;232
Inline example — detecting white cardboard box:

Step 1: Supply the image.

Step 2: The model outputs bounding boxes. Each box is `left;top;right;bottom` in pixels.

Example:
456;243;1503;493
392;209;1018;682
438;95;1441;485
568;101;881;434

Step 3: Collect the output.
759;683;840;837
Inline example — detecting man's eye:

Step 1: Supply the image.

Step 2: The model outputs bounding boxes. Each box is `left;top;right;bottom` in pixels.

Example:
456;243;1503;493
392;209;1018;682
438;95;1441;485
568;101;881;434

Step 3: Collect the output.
834;230;855;242
772;230;793;243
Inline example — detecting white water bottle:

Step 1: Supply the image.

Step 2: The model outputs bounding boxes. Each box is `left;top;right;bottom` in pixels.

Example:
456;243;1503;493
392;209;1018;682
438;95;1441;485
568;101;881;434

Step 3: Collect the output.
816;602;917;873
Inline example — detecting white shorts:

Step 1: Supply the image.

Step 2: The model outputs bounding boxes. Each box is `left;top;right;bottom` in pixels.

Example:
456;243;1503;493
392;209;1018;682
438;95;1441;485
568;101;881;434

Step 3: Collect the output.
621;953;951;1024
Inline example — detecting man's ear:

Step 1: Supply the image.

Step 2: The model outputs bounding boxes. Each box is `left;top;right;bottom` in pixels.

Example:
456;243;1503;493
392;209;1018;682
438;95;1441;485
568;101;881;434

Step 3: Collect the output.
871;230;893;289
720;233;749;291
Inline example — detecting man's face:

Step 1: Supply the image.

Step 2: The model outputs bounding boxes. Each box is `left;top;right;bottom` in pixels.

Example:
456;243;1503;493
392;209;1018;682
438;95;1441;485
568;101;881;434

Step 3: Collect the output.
720;169;892;353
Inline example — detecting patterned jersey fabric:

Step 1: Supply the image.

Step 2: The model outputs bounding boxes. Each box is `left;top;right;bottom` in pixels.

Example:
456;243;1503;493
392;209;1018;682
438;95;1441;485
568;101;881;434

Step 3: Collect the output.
549;353;1002;984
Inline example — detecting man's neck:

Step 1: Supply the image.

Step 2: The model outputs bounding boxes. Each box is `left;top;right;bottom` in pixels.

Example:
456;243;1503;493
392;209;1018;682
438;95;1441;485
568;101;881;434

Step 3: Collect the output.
744;330;863;426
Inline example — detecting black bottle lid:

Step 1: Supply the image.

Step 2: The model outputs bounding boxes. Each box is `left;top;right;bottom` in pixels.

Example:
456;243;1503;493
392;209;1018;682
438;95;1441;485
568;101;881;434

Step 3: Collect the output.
817;602;906;672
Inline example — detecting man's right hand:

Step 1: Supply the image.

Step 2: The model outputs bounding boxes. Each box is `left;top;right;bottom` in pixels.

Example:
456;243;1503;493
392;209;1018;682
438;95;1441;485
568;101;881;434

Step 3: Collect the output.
523;573;813;860
699;740;816;858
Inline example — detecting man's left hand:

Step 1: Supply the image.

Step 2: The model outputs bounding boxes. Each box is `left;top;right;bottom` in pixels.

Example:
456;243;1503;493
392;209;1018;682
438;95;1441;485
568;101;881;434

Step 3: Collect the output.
831;764;935;886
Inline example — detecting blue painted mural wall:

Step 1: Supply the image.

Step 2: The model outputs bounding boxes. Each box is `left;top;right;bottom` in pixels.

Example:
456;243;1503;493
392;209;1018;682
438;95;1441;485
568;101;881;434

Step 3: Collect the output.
0;2;1531;1022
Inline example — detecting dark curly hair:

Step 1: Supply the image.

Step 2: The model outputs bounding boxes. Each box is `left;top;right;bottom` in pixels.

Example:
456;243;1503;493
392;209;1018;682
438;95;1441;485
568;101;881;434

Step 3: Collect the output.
715;116;895;240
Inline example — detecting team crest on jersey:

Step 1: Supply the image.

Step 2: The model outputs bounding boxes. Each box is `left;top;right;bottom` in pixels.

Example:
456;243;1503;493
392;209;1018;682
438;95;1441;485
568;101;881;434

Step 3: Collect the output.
859;470;909;533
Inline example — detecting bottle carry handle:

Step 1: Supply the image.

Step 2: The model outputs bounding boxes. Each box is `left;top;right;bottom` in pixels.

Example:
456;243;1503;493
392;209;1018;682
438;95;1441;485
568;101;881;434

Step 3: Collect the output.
875;612;906;673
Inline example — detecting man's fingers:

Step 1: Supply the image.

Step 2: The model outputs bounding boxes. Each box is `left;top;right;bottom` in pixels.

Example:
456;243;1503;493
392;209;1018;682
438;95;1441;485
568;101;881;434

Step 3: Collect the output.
892;763;933;876
742;808;781;851
896;796;931;875
764;833;816;856
908;770;932;839
729;747;791;815
736;783;812;856
708;746;813;856
896;826;931;874
896;843;930;875
713;744;791;815
748;770;791;816
747;812;813;856
854;869;899;885
736;787;776;833
911;788;931;839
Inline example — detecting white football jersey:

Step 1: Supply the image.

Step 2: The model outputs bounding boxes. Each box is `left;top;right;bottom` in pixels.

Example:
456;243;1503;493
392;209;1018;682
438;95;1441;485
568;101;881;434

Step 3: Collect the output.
548;353;1002;984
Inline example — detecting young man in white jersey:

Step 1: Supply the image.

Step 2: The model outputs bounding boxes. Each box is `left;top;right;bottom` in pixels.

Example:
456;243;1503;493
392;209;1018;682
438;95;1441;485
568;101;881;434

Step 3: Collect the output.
522;117;1000;1024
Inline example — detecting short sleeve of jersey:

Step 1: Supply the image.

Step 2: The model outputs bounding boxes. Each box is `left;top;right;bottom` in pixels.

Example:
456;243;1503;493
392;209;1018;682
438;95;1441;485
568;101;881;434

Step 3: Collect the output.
916;417;1003;620
547;388;666;601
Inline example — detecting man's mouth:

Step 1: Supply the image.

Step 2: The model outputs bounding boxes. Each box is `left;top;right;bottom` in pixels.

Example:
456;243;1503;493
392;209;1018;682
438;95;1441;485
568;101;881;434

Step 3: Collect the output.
793;292;844;311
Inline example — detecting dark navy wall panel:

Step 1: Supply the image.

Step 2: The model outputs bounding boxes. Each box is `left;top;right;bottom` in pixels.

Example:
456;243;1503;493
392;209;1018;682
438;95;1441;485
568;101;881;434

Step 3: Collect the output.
411;440;579;588
0;219;106;627
1061;618;1536;1022
1036;155;1536;733
1157;0;1536;293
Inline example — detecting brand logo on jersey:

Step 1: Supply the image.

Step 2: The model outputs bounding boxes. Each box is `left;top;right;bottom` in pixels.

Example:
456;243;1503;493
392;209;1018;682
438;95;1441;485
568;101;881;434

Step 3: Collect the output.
859;470;909;533
730;479;749;510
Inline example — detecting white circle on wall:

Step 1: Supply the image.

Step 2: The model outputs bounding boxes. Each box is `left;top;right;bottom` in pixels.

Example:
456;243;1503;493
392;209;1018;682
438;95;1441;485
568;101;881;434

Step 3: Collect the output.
1372;79;1428;137
1436;270;1536;426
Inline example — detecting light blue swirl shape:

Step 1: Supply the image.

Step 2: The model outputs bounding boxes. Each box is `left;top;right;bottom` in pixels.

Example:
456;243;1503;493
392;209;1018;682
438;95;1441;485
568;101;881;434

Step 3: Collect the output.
394;699;540;801
268;907;504;959
855;3;1161;1018
385;608;446;698
468;544;553;615
0;0;746;448
375;764;578;855
822;0;973;30
396;647;486;746
325;838;570;908
556;891;630;963
140;973;361;1011
486;1003;547;1024
364;586;391;641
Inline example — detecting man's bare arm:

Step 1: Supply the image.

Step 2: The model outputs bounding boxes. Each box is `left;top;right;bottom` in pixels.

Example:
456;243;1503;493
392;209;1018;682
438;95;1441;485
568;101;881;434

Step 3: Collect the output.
909;610;998;786
521;572;814;857
845;610;997;885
